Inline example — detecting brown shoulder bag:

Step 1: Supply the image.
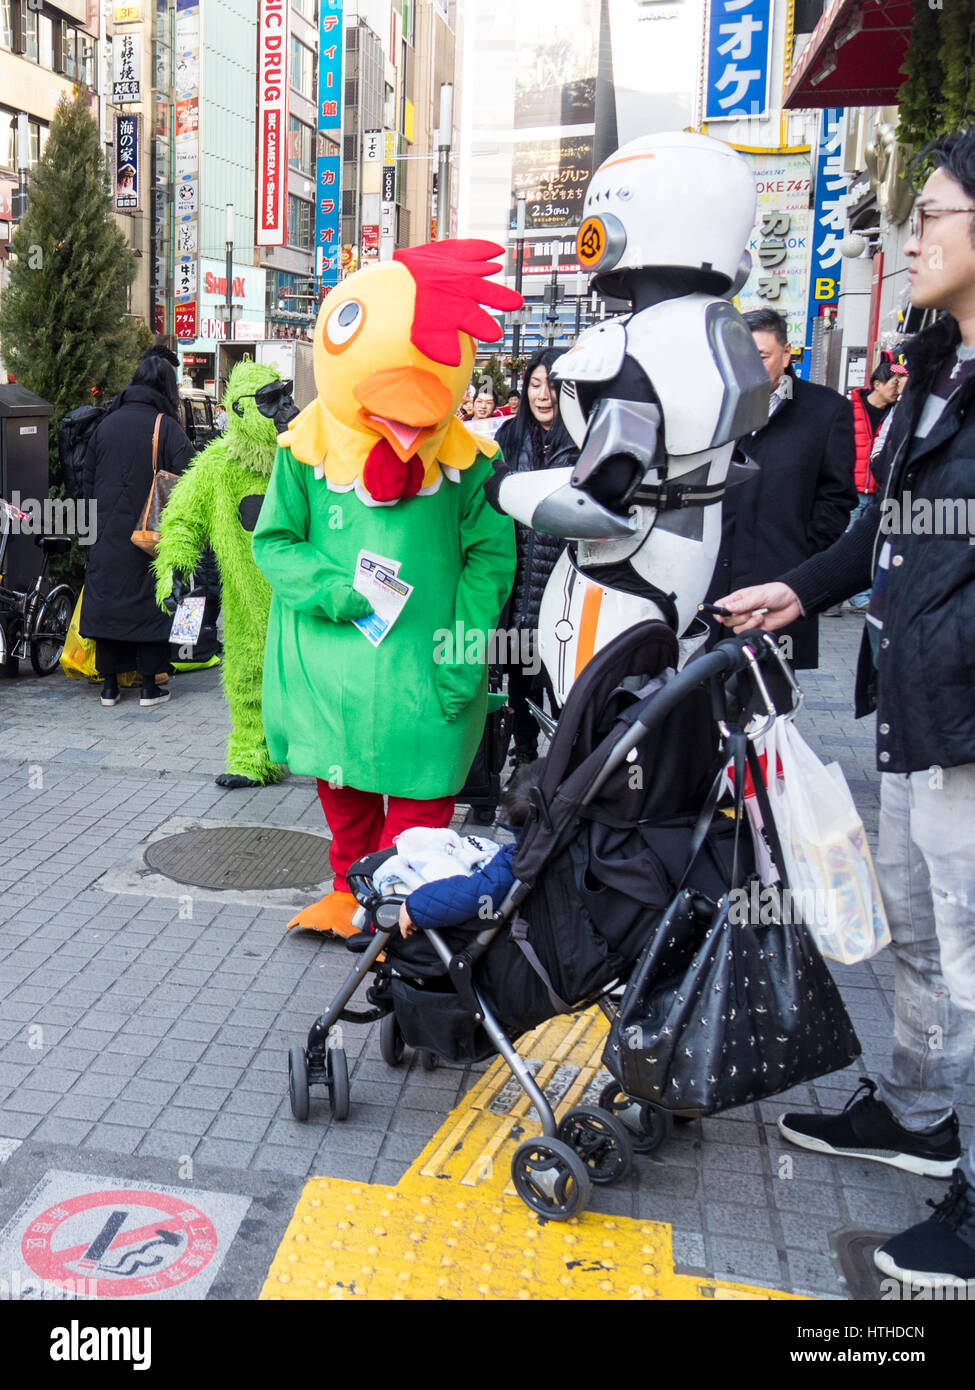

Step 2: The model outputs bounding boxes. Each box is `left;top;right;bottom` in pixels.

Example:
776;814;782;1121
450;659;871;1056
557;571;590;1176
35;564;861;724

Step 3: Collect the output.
131;414;179;557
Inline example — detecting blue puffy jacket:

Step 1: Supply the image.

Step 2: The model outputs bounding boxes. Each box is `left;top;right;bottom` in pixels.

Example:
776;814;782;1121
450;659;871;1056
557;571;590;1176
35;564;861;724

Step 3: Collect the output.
406;844;517;931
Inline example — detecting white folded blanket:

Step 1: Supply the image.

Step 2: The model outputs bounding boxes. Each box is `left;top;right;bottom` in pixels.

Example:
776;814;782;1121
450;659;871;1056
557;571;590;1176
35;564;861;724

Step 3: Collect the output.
374;827;501;897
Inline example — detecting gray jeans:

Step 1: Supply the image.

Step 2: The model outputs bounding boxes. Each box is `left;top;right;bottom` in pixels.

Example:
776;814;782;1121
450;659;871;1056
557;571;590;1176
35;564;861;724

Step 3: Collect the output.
874;765;975;1182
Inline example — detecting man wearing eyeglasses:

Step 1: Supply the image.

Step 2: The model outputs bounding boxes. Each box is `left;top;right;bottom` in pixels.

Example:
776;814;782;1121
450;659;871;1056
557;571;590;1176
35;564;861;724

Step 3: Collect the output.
715;129;975;1291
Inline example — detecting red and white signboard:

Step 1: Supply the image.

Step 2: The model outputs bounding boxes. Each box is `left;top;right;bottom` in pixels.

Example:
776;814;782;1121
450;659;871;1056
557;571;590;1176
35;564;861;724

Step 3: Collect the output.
256;0;290;246
174;300;198;340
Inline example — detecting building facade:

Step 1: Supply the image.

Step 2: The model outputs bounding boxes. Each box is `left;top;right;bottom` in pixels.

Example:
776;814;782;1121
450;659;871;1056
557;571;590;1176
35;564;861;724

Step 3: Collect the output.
0;0;464;387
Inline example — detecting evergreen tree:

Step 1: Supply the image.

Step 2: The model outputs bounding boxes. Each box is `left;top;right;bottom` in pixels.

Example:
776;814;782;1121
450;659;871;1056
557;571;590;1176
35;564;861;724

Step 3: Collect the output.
477;354;509;405
0;92;144;488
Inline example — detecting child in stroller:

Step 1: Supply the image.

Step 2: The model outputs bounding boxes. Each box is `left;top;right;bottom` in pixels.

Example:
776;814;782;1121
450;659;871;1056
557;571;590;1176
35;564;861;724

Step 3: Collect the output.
397;760;539;942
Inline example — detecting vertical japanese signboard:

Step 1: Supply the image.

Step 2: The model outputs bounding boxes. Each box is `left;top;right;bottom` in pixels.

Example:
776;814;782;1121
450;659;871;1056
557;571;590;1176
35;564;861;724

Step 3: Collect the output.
257;0;290;247
737;150;811;352
361;129;381;263
315;0;343;290
804;108;848;360
114;114;140;211
174;0;200;338
380;129;396;260
112;32;142;102
705;0;774;121
151;0;170;338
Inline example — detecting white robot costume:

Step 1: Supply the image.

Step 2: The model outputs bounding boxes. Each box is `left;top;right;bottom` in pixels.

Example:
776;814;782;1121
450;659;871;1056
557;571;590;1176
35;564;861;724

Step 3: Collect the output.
490;132;770;703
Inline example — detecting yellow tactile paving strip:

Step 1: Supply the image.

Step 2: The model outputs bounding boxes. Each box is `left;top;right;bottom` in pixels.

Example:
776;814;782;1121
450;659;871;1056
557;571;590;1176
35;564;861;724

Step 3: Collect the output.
261;1008;805;1301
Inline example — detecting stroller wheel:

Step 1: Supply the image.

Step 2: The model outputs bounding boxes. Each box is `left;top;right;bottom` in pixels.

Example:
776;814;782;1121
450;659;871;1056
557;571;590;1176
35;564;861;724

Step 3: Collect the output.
557;1105;633;1185
379;1013;406;1067
289;1047;310;1122
419;1049;438;1072
327;1044;350;1121
598;1083;673;1155
511;1137;591;1221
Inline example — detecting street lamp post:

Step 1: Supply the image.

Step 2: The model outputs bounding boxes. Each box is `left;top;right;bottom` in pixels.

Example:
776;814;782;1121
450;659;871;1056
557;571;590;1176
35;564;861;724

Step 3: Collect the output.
510;192;527;393
225;203;234;344
436;84;453;242
12;115;29;224
542;246;561;346
574;271;585;340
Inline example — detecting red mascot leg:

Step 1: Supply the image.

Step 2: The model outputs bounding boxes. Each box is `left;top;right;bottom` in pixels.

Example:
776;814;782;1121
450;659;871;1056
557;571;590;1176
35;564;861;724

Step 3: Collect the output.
286;782;385;936
381;794;456;848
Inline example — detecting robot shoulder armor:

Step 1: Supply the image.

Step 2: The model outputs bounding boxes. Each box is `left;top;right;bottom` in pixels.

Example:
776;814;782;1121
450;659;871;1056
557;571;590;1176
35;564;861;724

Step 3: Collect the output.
553;320;627;383
625;298;769;453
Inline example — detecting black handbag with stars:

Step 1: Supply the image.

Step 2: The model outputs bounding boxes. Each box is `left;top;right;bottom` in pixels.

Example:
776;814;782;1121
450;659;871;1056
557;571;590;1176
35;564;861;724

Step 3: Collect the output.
604;734;861;1118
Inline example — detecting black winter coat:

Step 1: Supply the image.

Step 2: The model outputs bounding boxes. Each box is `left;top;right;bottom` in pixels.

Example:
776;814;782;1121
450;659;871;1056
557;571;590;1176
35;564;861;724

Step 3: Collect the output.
706;372;857;668
494;417;579;640
80;385;193;643
784;315;975;773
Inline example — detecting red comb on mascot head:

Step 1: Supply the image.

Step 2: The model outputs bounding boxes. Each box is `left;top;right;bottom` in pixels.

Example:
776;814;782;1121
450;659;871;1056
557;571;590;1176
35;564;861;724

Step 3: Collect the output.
252;239;521;936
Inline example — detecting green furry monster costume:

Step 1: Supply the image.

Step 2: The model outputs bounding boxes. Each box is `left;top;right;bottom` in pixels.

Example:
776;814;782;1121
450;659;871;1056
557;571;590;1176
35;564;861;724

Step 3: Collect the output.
153;360;287;788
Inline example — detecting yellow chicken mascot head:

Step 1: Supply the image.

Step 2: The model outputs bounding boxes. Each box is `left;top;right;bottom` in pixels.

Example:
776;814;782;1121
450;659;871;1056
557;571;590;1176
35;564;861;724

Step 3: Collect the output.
280;239;522;504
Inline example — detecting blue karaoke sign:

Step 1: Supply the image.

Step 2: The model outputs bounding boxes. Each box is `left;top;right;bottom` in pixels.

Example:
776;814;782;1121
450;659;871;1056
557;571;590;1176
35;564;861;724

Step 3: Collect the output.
705;0;774;122
315;0;343;293
804;107;848;359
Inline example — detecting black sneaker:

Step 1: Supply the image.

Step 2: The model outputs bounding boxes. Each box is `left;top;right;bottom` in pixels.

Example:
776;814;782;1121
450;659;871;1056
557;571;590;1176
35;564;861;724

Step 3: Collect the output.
140;682;171;708
778;1078;960;1178
100;676;120;707
874;1169;975;1289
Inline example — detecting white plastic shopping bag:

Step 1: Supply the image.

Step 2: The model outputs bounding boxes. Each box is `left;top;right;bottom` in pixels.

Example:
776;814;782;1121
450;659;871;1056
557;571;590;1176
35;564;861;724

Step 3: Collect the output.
758;717;890;965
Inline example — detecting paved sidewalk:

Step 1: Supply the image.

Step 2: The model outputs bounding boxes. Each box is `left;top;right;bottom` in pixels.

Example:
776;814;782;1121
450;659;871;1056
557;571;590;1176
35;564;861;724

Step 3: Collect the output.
0;619;970;1299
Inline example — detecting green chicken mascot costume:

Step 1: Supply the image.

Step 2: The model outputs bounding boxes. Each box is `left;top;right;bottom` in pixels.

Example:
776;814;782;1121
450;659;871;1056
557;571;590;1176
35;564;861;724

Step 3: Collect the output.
154;360;297;789
253;239;521;937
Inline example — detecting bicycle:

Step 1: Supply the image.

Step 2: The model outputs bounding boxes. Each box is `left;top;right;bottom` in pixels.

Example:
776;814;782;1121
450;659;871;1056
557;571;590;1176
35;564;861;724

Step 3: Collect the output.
0;499;76;678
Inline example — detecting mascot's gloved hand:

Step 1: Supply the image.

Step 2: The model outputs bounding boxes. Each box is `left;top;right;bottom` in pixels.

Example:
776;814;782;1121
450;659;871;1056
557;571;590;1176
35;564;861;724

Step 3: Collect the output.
433;649;484;723
322;582;373;624
156;570;189;615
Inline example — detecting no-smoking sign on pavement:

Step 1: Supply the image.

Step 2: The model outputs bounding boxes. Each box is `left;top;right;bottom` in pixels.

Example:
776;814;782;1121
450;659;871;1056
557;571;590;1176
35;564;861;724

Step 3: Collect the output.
0;1172;250;1300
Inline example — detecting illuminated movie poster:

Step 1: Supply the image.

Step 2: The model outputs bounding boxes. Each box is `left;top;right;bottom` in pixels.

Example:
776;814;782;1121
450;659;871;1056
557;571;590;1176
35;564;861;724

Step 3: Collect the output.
512;0;599;130
511;134;593;230
508;0;599;279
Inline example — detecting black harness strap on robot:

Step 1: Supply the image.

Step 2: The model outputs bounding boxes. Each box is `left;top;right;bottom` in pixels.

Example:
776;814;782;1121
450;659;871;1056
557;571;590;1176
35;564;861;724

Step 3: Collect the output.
631;478;728;510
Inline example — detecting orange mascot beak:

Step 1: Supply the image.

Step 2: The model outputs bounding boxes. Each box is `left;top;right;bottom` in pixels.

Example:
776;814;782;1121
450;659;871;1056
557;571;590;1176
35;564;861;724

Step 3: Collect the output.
354;367;454;463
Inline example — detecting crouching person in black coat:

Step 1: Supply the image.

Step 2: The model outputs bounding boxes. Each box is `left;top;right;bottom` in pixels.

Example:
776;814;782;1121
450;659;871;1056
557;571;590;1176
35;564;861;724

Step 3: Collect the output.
705;308;857;669
81;347;194;707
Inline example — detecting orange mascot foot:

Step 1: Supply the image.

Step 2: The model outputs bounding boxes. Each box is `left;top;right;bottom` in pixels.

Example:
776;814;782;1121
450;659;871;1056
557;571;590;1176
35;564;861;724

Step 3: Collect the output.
287;890;358;937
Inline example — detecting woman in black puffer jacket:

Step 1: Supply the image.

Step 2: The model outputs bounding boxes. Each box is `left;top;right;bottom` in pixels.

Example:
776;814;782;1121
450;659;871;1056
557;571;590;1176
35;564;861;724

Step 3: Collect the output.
494;348;579;763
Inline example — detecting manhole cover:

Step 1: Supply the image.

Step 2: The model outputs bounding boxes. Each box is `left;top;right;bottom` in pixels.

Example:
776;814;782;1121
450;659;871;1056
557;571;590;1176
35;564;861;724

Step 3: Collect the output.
144;827;332;891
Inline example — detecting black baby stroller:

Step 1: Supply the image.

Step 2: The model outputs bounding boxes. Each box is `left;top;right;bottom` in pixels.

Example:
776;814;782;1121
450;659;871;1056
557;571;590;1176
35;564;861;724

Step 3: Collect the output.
287;620;860;1220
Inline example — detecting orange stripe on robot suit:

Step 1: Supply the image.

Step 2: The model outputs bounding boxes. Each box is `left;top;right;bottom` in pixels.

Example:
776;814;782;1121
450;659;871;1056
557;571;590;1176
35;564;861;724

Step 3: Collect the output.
573;581;603;681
